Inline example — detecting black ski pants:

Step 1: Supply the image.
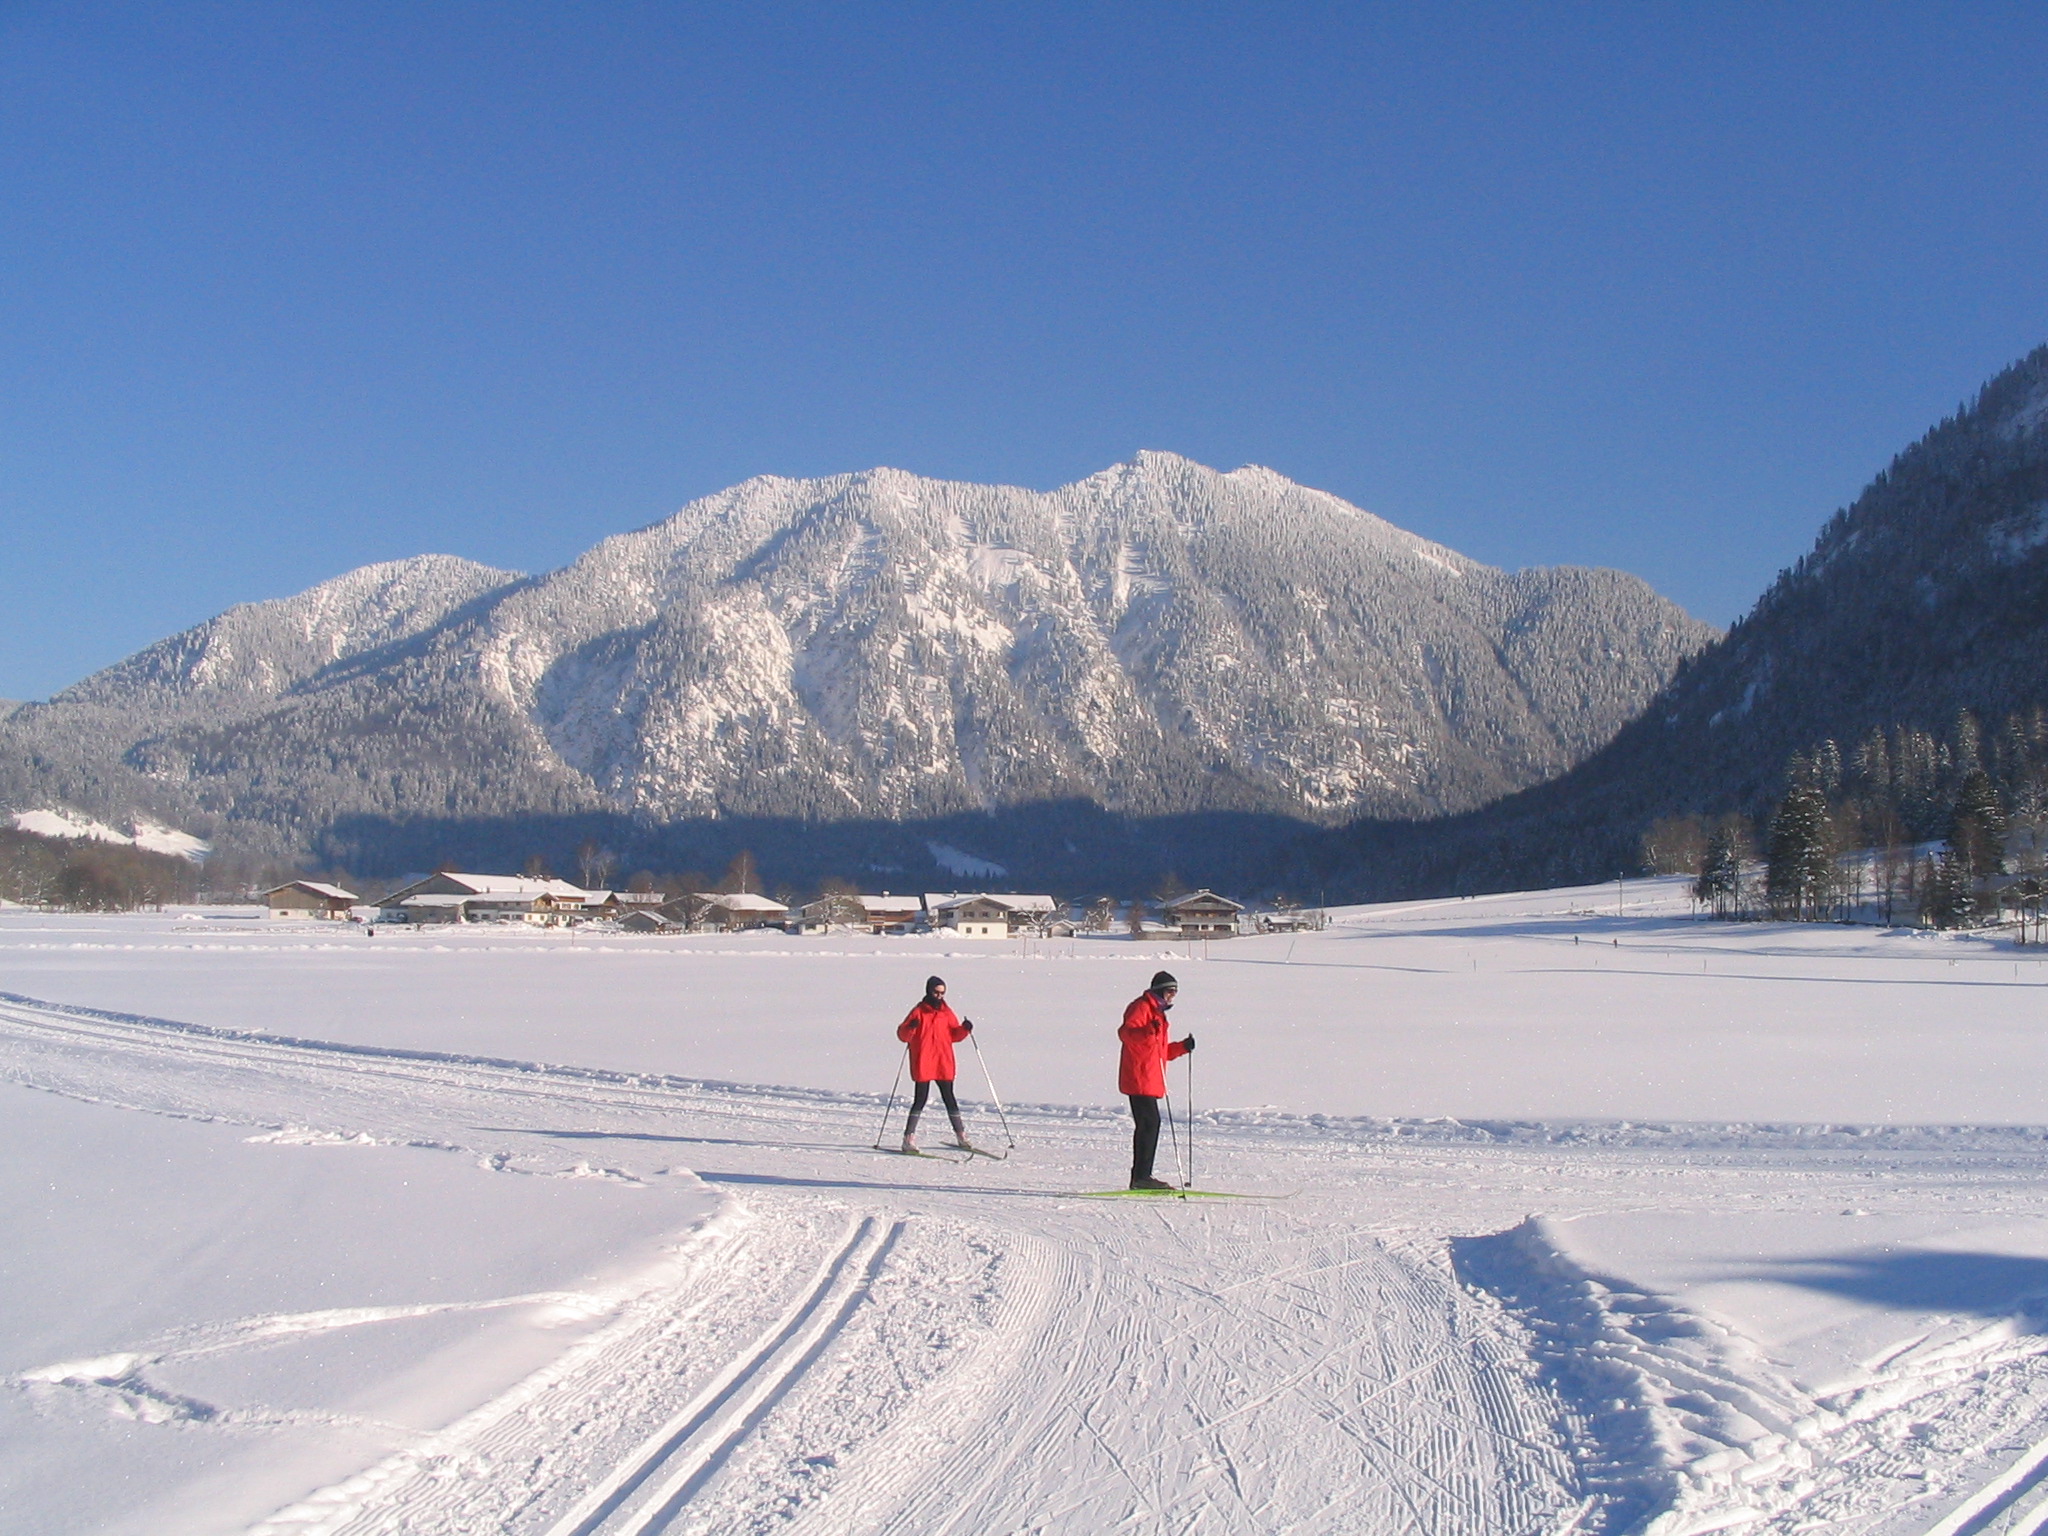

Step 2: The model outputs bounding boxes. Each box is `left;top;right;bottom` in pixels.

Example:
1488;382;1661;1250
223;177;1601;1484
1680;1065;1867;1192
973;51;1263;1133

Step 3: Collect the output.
905;1078;961;1134
1129;1094;1162;1181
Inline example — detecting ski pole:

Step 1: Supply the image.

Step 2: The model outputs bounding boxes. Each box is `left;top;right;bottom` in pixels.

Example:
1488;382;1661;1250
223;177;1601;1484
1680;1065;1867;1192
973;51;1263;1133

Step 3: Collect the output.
1163;1090;1185;1190
969;1033;1017;1148
873;1045;907;1149
1186;1047;1195;1192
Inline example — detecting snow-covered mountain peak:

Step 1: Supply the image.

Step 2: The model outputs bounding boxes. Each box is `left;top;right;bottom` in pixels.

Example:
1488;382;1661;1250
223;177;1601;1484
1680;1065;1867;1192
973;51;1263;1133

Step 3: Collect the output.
52;554;523;707
1;454;1716;847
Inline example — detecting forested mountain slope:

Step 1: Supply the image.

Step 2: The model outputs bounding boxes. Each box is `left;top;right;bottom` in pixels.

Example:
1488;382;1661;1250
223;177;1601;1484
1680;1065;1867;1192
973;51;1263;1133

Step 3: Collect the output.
1333;343;2048;896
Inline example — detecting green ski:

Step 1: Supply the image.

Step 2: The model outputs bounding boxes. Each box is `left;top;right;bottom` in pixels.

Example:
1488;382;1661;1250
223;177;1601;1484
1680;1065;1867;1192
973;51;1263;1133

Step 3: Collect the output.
1071;1188;1295;1200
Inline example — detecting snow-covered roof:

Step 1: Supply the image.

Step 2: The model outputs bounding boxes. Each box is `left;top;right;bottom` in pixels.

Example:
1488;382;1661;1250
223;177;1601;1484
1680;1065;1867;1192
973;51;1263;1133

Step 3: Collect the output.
696;892;789;913
858;895;924;916
378;872;591;904
394;893;473;908
265;880;359;903
621;910;682;928
924;892;1057;915
1161;889;1244;913
443;874;588;899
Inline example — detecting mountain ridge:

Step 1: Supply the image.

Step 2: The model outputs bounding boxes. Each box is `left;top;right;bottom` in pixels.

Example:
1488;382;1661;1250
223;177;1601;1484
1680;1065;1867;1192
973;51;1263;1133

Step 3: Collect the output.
0;452;1714;875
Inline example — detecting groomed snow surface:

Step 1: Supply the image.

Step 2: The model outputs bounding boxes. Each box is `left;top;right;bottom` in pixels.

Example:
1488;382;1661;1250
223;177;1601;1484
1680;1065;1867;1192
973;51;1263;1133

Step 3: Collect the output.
7;879;2048;1534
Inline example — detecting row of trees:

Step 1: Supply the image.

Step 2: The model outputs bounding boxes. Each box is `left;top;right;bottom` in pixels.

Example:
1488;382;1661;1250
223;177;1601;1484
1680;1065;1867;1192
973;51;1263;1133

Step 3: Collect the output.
0;826;203;910
1643;708;2047;927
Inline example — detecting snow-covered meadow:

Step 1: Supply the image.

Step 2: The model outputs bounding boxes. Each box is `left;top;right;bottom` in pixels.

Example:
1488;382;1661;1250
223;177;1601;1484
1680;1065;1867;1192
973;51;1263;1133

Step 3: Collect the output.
8;879;2048;1534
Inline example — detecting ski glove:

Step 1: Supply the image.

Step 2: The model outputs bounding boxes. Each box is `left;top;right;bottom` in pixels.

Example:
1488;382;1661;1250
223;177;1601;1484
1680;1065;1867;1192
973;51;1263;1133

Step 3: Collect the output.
1179;1035;1195;1052
961;1019;974;1032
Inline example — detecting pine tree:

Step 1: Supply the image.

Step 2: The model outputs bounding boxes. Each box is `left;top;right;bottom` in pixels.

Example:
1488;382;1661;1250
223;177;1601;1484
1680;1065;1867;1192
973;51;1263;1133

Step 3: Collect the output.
1767;781;1834;920
1813;738;1843;796
1850;727;1890;800
1920;849;1975;929
1949;769;2007;881
1954;709;1984;776
1694;824;1743;916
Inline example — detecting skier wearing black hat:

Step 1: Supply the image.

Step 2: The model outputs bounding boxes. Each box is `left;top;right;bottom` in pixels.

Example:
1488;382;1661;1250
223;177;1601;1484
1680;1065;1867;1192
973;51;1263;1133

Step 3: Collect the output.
1117;971;1194;1189
896;976;974;1153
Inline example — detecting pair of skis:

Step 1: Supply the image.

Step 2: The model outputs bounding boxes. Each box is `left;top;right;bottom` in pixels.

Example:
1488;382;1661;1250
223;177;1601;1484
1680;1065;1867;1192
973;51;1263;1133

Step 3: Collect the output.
1073;1187;1289;1200
871;1033;1018;1157
887;1142;1009;1164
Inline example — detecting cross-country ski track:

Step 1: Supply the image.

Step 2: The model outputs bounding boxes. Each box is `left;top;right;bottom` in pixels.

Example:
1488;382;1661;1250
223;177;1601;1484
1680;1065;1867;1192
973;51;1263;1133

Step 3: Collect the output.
12;886;2048;1534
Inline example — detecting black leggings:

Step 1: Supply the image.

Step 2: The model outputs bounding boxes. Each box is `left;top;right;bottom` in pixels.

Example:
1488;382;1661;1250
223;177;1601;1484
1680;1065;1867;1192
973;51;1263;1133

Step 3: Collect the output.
905;1078;960;1132
1129;1094;1163;1180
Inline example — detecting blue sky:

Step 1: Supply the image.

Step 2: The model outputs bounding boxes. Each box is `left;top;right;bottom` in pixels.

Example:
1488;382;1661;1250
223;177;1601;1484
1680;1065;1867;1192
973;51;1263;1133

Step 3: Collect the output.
3;2;2045;700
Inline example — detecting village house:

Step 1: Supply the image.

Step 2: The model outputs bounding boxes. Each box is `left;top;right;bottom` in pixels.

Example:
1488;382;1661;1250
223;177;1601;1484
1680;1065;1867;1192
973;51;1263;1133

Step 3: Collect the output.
1255;906;1324;933
858;894;924;934
262;880;360;920
693;892;790;931
375;872;591;924
925;892;1057;938
620;909;685;934
796;892;865;932
1159;889;1245;939
795;892;923;934
578;889;670;919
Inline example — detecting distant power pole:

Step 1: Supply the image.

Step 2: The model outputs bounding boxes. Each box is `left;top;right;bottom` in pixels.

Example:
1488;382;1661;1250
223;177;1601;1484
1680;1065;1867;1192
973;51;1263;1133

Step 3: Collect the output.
1617;874;1624;918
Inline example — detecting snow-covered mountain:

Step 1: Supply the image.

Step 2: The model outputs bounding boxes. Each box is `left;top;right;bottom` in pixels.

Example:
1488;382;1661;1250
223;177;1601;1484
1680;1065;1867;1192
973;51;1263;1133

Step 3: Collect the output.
0;453;1713;860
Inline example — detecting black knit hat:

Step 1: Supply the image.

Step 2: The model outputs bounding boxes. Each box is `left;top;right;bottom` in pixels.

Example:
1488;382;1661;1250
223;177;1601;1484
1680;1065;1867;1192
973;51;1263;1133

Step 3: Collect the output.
925;975;947;995
1150;970;1178;990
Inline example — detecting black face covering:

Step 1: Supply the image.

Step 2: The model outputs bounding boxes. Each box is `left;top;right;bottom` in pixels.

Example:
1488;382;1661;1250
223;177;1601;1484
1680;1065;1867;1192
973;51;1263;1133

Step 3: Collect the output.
925;975;946;1001
1157;993;1175;1010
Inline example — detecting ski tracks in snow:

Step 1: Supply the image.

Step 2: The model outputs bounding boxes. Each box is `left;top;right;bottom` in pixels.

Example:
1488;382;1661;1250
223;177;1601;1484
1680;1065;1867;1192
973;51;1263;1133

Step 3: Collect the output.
15;987;2048;1534
0;990;1583;1533
843;1212;1581;1535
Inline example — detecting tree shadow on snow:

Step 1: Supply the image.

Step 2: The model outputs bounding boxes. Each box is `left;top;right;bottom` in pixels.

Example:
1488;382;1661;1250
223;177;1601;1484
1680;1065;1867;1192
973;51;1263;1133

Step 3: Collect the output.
1730;1249;2048;1322
474;1125;856;1154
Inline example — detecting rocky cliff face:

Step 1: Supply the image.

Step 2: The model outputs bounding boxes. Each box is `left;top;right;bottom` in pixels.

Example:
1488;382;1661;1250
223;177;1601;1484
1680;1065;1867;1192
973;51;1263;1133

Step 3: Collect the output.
0;453;1714;859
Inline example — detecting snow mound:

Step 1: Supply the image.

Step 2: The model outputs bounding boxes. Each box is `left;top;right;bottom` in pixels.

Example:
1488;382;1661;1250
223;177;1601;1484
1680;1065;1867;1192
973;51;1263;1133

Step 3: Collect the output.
1454;1216;2048;1536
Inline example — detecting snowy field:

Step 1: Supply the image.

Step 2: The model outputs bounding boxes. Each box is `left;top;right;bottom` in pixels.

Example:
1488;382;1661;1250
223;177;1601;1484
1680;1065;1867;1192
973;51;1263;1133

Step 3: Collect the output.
8;878;2048;1533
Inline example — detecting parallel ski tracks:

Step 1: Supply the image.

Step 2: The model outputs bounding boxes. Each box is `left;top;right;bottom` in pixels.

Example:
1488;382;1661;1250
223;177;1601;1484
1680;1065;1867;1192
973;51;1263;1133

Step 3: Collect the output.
542;1216;902;1536
0;991;864;1149
3;989;1590;1533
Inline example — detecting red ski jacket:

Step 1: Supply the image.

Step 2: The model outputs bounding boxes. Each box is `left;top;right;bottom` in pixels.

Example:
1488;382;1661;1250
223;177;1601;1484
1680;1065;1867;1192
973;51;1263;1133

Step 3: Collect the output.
897;998;969;1083
1117;991;1188;1098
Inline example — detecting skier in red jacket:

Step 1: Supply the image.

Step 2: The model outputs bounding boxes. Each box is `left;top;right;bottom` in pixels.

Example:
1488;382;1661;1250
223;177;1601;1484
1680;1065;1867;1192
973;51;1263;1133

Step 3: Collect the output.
1118;970;1195;1189
897;976;974;1153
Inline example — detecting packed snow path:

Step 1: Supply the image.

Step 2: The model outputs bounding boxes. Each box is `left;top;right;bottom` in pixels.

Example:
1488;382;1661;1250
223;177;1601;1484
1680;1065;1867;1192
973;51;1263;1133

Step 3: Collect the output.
9;964;2048;1534
0;991;1580;1534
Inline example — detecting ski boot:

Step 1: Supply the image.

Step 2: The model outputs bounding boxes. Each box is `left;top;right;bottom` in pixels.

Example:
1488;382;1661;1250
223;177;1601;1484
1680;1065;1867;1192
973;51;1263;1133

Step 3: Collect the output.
1130;1175;1174;1191
900;1133;920;1154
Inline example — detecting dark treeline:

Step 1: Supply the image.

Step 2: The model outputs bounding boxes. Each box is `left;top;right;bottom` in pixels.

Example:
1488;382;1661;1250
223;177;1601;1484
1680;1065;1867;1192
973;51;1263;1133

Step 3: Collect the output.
0;825;203;910
1641;708;2048;926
